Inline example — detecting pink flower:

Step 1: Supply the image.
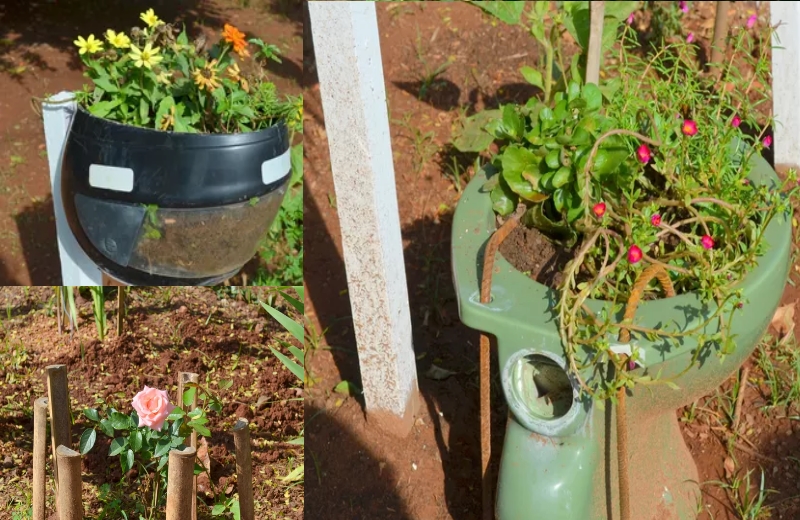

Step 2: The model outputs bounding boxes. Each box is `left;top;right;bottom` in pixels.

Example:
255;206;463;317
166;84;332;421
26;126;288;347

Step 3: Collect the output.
628;360;637;370
742;178;750;185
679;1;689;13
746;14;757;29
628;245;643;264
651;214;662;226
636;144;652;164
132;386;176;431
681;119;698;136
592;202;606;218
686;32;695;43
627;12;635;25
763;135;772;148
731;115;741;128
701;235;714;250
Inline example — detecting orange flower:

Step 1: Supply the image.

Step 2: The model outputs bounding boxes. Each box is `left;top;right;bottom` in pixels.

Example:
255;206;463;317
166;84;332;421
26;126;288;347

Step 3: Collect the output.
222;23;249;57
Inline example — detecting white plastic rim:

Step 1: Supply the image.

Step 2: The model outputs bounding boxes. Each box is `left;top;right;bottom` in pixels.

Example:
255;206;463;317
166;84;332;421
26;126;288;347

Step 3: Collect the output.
501;349;584;437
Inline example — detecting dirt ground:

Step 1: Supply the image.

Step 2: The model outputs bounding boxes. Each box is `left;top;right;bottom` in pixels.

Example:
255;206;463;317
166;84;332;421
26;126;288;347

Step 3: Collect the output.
305;2;800;519
0;286;303;519
0;0;302;285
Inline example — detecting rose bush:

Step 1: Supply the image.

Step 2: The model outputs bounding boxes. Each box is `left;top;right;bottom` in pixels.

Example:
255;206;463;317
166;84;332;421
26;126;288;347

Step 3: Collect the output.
80;381;236;518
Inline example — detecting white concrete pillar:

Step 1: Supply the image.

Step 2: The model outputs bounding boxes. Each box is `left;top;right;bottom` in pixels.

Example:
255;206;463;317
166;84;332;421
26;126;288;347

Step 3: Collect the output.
309;1;419;435
771;2;800;167
42;91;103;286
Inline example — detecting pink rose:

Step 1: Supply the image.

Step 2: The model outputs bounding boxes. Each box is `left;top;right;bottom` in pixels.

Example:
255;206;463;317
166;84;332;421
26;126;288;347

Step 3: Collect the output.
132;386;176;431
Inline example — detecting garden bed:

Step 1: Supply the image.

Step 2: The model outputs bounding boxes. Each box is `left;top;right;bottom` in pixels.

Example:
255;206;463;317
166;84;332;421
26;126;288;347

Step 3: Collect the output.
0;286;303;519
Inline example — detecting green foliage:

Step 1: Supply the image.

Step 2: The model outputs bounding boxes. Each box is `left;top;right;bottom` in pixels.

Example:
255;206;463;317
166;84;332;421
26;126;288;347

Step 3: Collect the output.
81;384;226;517
88;287;108;341
454;8;798;402
259;288;304;482
72;10;301;134
254;144;303;286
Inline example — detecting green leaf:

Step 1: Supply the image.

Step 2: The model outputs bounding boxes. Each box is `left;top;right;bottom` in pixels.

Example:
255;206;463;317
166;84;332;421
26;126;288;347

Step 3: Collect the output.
183;387;197;408
269;346;303;382
109;437;127;457
212;504;226;516
92;76;118;93
581;83;603;111
490;175;518;216
501;104;524;140
469;1;526;25
260;302;303;343
190;423;212;437
154;437;172;458
79;429;96;455
129;430;143;452
499;145;547;201
87;99;121;118
84;408;101;422
278;290;304;314
218;379;234;391
139;98;150;125
519;66;544;90
121;449;134;473
453;109;501;152
167;407;186;421
99;418;114;438
110;412;131;430
334;380;361;396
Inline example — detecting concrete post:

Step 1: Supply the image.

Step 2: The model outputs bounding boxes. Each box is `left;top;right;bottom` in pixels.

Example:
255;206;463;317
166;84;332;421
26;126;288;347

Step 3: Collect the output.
772;2;800;168
309;1;419;436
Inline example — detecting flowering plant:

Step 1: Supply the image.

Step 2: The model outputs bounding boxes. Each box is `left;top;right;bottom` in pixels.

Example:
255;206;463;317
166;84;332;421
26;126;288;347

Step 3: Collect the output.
79;381;234;518
455;3;797;400
72;8;301;134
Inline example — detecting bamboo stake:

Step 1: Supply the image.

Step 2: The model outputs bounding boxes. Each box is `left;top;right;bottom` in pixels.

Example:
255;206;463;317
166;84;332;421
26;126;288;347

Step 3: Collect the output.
33;397;48;520
178;372;199;520
166;447;196;520
710;1;730;72
232;419;254;520
55;445;82;520
55;287;62;334
116;288;125;337
46;365;72;494
586;1;605;85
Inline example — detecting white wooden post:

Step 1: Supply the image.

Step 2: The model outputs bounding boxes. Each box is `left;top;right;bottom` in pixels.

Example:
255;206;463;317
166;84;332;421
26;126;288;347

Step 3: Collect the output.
309;1;419;435
42;91;103;285
771;2;800;168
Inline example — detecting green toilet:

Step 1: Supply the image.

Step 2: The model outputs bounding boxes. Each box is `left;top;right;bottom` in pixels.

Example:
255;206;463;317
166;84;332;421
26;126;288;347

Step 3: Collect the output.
451;153;791;519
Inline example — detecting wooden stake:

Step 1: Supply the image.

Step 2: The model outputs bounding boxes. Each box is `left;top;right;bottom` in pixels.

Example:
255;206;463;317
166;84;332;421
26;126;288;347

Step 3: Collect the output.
55;445;82;520
232;419;254;520
710;1;730;72
586;1;605;86
166;447;196;520
46;365;72;493
33;397;48;520
116;288;125;337
55;287;62;335
178;372;199;520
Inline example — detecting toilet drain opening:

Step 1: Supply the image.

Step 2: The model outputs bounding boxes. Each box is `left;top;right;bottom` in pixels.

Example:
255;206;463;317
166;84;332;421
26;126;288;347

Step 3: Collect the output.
510;353;574;421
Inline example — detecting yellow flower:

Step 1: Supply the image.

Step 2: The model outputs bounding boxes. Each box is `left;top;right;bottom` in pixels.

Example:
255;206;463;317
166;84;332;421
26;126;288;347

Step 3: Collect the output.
104;30;131;49
129;43;163;69
193;60;221;91
225;62;248;91
74;34;103;55
140;8;164;28
155;70;173;85
160;105;176;130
